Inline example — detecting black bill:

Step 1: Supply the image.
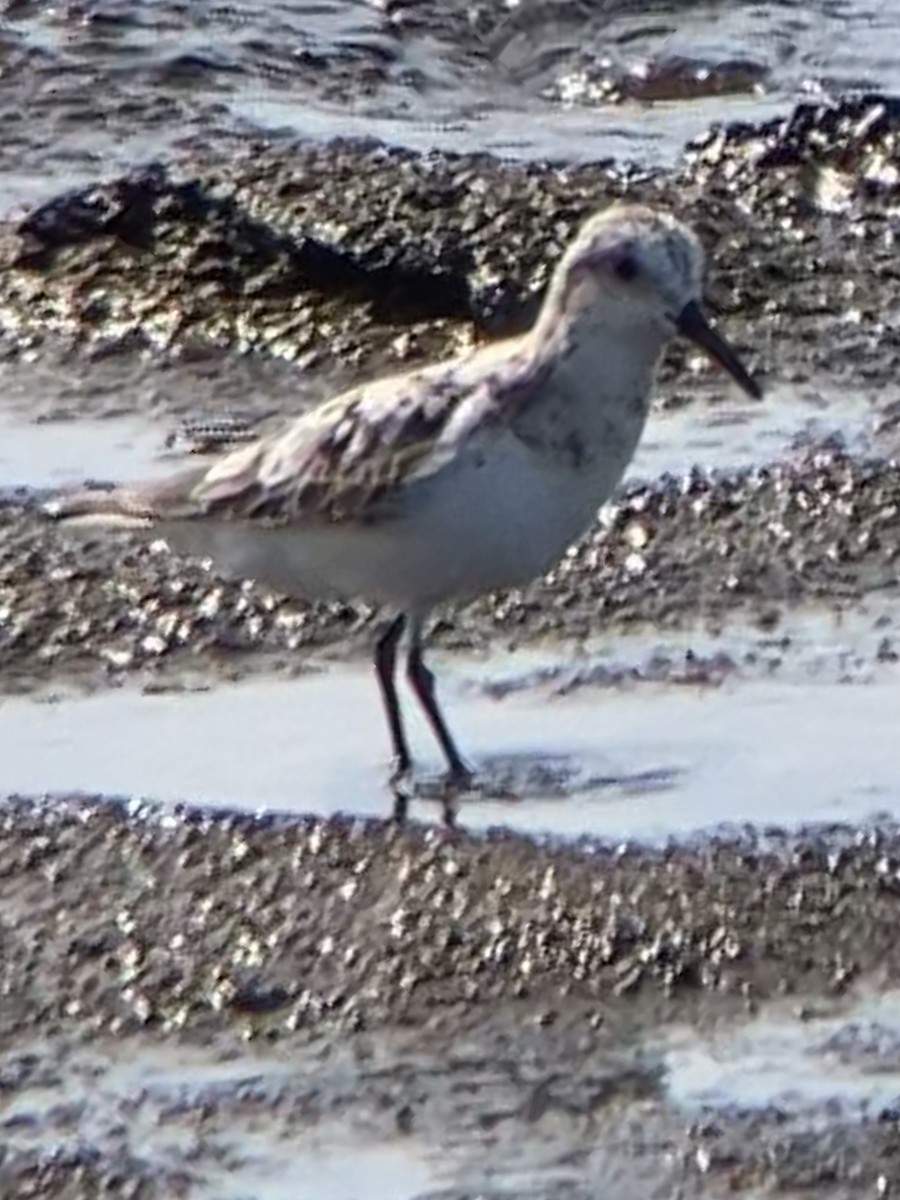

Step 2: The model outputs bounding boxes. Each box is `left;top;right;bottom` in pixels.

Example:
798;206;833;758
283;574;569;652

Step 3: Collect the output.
675;300;762;400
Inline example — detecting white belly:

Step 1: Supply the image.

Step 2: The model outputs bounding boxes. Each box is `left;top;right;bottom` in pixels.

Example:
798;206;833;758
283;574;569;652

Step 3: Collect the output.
158;427;636;613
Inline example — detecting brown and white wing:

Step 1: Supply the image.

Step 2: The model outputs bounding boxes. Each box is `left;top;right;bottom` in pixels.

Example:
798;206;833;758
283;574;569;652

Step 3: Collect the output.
48;359;508;529
180;354;523;526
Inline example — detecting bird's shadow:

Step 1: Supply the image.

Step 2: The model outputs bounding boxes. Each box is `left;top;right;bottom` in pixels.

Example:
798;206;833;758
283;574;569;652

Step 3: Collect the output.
390;751;683;828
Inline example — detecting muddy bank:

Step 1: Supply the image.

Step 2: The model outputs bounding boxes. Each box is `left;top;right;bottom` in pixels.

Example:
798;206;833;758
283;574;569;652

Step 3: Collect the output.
5;796;900;1196
0;94;898;395
6;1004;900;1199
2;794;897;1041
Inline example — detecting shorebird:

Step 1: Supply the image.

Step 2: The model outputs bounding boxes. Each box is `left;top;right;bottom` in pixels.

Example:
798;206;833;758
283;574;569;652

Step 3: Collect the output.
46;204;761;788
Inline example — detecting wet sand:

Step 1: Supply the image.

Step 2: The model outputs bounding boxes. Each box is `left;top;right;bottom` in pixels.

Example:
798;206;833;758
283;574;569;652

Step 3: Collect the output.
7;787;900;1198
9;985;900;1198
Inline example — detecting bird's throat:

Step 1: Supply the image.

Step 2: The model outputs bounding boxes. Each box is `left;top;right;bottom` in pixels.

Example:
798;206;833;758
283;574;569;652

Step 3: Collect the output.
513;316;662;472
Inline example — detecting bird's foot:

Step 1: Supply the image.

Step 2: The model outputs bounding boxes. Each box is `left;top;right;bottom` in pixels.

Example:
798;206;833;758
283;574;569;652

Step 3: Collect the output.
388;754;414;790
442;762;475;795
388;756;472;792
387;759;473;830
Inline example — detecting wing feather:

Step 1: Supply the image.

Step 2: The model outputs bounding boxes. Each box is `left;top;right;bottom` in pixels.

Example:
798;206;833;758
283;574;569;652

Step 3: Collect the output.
49;343;542;530
191;361;502;525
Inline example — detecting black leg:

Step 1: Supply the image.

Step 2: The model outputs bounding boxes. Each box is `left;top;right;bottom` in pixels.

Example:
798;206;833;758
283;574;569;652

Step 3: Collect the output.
374;614;410;779
391;789;409;824
406;625;472;784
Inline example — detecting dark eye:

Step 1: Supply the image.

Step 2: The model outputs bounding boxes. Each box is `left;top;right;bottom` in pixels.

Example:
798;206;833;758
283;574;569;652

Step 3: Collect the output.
611;249;639;282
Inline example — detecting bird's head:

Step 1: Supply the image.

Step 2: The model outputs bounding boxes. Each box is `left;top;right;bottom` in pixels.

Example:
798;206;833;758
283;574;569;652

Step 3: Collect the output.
546;204;761;399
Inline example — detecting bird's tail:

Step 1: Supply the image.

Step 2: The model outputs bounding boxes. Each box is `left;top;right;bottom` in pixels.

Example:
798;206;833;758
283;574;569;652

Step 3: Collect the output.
43;464;207;530
43;486;157;530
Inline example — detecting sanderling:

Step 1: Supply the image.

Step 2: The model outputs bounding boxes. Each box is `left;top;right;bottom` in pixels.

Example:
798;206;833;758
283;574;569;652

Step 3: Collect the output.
46;204;762;788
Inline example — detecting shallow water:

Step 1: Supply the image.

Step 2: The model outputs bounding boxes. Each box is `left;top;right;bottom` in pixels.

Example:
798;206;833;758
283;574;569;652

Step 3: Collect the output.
4;0;900;187
4;636;899;839
198;1142;436;1200
0;409;172;489
631;380;876;480
0;1039;441;1200
664;989;900;1118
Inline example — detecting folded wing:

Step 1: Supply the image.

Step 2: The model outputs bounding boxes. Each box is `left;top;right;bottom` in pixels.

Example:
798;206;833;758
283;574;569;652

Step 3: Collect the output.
48;356;516;530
